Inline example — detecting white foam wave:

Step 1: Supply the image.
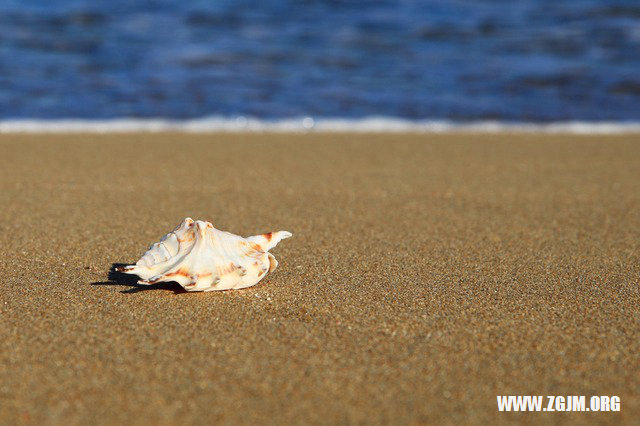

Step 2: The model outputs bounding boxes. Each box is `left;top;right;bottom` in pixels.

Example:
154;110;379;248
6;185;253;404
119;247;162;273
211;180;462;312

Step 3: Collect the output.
1;117;640;134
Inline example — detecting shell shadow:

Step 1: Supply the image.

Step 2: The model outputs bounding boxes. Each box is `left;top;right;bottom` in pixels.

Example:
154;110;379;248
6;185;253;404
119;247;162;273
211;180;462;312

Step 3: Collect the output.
91;263;187;294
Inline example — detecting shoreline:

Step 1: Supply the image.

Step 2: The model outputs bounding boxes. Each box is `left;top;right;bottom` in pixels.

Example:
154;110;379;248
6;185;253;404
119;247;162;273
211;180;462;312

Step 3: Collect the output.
2;118;640;134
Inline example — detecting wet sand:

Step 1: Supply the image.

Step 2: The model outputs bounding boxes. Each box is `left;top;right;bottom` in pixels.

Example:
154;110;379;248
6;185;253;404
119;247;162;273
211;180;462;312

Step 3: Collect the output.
0;133;638;424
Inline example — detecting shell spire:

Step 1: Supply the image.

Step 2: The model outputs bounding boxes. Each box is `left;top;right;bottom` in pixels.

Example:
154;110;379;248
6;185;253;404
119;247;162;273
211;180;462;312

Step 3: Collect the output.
116;218;292;291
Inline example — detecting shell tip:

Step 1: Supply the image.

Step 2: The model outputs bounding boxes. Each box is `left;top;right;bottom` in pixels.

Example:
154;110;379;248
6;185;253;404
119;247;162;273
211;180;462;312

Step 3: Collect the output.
281;231;292;238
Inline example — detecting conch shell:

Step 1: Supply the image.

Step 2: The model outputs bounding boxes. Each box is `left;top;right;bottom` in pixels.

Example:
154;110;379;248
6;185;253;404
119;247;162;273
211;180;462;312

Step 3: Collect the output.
117;218;292;291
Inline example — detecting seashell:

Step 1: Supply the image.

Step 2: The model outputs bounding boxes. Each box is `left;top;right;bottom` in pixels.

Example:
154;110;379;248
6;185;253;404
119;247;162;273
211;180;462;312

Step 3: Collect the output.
116;218;292;291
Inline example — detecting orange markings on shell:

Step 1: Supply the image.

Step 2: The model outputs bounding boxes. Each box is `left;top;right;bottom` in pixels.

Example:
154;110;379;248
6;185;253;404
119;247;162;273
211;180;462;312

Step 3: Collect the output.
216;262;239;276
178;234;195;243
166;267;192;278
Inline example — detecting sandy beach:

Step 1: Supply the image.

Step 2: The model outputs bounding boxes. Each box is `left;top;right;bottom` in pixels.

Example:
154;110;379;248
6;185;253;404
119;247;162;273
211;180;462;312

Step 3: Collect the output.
0;132;638;424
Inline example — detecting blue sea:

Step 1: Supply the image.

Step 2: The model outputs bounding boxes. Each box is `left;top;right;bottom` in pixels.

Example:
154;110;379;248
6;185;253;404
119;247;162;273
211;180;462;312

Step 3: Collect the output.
1;0;639;125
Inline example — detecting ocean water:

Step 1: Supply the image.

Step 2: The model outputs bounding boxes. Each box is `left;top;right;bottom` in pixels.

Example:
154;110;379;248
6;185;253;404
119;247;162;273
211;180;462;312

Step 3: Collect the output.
1;0;639;123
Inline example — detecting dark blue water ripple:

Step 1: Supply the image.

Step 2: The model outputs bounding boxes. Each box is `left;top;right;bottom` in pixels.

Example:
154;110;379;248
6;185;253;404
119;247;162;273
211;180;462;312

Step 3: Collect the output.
0;0;639;121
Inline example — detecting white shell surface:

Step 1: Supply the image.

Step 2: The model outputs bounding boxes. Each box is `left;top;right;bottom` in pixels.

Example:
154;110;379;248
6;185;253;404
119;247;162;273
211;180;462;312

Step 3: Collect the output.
118;218;292;291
